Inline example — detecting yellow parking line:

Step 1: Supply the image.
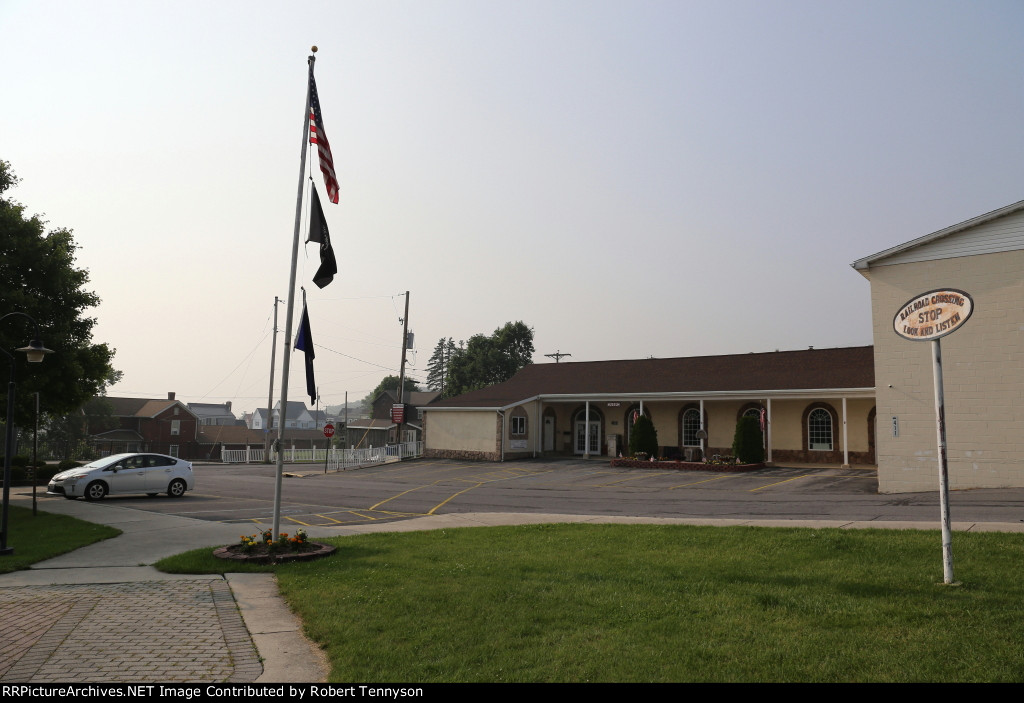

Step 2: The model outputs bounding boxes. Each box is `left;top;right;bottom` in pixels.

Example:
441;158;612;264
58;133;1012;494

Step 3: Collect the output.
749;473;814;492
283;516;313;526
595;474;656;487
312;513;347;524
428;482;484;515
369;484;432;510
668;475;736;490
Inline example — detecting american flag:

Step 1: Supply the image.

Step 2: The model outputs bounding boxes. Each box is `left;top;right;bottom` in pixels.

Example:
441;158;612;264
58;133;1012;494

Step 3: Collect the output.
309;68;339;204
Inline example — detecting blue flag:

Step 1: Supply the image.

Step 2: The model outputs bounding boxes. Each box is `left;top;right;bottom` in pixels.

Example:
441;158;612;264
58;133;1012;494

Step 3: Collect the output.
294;304;317;405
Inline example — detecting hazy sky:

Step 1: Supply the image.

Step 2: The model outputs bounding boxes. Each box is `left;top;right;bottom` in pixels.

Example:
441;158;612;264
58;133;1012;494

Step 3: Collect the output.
3;0;1022;414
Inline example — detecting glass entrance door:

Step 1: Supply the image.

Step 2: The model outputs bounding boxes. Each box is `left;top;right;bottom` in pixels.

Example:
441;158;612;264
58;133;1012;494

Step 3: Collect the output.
575;421;601;454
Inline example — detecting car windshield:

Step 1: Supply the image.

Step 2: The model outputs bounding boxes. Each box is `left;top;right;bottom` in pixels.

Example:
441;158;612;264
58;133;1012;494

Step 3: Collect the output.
80;454;133;470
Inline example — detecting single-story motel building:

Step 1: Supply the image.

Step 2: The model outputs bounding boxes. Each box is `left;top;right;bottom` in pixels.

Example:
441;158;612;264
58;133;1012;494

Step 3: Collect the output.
423;198;1024;494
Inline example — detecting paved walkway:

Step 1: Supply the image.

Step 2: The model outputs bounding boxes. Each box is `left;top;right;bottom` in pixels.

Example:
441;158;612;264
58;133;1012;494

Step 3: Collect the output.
2;488;1022;683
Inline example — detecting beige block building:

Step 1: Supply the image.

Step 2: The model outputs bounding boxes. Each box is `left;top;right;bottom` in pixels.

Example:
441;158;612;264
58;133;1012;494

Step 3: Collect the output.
853;199;1024;492
425;199;1024;495
424;347;876;467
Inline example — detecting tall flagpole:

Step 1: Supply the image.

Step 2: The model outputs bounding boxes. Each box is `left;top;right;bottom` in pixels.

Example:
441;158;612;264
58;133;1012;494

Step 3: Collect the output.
272;48;316;538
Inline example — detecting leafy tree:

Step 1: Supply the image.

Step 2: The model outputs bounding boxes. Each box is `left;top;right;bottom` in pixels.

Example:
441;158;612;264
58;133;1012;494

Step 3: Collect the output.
362;374;421;410
628;414;659;458
425;337;458;396
40;369;122;460
446;321;534;397
732;415;765;464
0;161;117;430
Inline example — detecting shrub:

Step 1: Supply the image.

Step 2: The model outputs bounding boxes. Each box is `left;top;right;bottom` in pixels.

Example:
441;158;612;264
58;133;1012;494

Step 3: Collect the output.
57;460;83;472
629;414;659;458
34;465;59;483
732;416;765;464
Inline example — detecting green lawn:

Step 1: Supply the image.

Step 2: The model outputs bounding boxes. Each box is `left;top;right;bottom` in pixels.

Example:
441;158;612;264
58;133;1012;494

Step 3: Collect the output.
0;505;121;573
156;524;1024;682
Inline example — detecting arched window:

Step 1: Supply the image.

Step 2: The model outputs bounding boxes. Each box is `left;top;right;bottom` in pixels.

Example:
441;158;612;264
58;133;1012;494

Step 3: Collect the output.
509;407;528;437
682;408;702;447
808;408;833;451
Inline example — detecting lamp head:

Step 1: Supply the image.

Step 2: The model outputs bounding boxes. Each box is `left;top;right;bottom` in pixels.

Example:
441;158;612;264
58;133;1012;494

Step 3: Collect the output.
16;339;54;363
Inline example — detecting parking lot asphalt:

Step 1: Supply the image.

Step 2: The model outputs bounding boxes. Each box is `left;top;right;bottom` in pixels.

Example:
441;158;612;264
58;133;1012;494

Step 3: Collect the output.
2;458;1022;683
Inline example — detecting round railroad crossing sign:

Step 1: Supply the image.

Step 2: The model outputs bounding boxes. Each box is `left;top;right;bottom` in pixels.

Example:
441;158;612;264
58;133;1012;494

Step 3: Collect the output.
323;423;335;438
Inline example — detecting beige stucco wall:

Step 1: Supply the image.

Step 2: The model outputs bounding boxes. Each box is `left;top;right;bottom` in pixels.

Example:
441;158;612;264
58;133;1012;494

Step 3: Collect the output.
536;398;874;459
424;410;497;454
867;250;1024;492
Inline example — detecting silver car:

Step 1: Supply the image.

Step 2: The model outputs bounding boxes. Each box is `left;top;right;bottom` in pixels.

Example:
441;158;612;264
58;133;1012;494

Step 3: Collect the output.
47;453;195;500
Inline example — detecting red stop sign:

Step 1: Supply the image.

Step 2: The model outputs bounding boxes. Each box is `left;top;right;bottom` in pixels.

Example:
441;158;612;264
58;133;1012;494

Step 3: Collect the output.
323;423;335;438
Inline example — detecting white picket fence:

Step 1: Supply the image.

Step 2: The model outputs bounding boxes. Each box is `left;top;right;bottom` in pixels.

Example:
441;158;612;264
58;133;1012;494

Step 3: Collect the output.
221;447;266;463
220;441;423;470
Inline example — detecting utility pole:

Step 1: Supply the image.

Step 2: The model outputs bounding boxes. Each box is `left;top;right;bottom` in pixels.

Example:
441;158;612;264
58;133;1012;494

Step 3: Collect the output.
265;296;282;462
396;291;411;446
545;350;572;363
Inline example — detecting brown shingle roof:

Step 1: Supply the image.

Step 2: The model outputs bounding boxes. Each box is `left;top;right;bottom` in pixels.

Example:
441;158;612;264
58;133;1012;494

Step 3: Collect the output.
429;346;875;408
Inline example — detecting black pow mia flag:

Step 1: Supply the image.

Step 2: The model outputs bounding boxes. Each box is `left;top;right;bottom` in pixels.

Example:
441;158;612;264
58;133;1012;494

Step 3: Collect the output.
307;187;337;289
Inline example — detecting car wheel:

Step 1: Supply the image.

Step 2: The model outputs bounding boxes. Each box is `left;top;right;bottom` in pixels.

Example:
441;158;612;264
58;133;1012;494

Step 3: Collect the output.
167;479;187;498
84;481;107;501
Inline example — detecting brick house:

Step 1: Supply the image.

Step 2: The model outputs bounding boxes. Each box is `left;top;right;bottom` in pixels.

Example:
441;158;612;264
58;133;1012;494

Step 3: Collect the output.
91;392;201;459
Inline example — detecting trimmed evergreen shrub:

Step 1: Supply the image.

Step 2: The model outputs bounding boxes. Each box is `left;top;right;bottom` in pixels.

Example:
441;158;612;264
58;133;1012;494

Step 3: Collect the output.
732;416;765;464
629;414;659;458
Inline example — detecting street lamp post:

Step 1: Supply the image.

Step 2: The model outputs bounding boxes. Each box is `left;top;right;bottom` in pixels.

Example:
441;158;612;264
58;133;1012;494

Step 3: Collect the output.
1;312;54;556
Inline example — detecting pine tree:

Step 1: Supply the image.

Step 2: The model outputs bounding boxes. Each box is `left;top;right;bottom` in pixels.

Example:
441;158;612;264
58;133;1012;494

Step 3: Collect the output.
426;337;457;396
628;414;659;458
732;416;765;464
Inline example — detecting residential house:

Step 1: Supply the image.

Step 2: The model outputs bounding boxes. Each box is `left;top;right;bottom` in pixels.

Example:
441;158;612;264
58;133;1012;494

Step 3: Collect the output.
91;392;200;460
347;389;440;448
187;401;238;426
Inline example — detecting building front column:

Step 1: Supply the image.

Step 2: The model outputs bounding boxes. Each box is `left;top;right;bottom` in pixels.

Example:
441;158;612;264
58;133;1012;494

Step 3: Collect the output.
699;398;705;459
535;399;541;458
842;396;850;468
584;400;591;458
766;398;773;465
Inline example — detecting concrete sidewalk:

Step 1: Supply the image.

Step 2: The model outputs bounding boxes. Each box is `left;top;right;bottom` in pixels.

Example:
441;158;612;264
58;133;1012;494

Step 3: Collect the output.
2;489;1022;683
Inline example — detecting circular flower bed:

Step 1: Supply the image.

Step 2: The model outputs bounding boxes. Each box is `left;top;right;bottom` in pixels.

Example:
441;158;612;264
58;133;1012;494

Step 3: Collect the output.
213;529;336;564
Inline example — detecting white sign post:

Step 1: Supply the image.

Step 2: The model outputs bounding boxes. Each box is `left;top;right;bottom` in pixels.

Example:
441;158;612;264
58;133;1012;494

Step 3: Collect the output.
892;288;974;584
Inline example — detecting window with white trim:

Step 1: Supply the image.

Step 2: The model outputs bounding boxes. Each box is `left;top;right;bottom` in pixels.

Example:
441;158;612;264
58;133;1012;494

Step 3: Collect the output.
682;408;701;446
808;408;833;451
511;416;527;436
171;420;180;436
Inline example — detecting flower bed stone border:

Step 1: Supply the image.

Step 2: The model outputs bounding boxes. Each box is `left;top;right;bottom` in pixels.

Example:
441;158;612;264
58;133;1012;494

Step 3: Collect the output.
213;541;336;564
610;459;765;472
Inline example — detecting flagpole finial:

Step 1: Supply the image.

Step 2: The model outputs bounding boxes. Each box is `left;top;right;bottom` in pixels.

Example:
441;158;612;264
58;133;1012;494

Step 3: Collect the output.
311;45;318;53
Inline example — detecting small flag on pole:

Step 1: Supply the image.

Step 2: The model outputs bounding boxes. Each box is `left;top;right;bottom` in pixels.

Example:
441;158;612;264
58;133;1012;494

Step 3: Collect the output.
308;187;337;288
294;304;317;405
309;66;340;204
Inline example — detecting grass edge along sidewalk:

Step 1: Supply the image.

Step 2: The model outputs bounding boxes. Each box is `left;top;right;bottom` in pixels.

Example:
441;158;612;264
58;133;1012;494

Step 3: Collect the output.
0;505;121;573
157;522;1024;683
